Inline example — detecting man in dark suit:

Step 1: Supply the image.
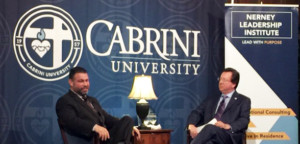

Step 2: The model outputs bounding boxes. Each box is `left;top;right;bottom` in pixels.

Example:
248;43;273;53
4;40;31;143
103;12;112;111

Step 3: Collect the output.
56;67;140;144
187;68;251;144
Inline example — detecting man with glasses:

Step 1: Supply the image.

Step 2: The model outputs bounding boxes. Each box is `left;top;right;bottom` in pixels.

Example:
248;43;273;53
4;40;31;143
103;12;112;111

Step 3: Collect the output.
187;68;251;144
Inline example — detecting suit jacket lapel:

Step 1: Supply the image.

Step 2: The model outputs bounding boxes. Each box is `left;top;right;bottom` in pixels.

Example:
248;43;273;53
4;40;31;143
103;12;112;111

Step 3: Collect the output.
224;91;239;113
69;91;100;119
209;96;221;120
89;97;105;125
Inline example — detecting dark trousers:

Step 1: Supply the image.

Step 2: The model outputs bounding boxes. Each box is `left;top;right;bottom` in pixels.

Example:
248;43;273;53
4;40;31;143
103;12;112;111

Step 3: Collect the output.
191;124;233;144
102;116;134;144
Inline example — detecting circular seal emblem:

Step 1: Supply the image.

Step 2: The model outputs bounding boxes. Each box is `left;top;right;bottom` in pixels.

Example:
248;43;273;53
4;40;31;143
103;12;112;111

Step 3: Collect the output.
13;5;83;81
94;85;136;118
153;87;201;144
13;83;65;144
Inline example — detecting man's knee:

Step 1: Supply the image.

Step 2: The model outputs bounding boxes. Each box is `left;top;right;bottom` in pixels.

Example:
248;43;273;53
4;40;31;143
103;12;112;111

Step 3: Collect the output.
121;116;133;123
190;125;220;144
120;116;134;127
201;124;225;136
203;124;219;131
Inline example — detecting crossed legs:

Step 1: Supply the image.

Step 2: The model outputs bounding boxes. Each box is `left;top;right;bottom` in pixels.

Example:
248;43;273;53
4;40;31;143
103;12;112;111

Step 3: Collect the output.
108;116;134;144
191;124;233;144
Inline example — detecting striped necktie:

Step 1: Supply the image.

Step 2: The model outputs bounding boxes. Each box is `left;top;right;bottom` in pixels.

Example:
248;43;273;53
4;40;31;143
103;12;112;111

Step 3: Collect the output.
215;95;228;121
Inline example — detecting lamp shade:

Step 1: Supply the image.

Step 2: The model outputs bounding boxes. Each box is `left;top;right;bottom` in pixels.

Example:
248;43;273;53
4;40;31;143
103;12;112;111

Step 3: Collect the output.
128;75;158;100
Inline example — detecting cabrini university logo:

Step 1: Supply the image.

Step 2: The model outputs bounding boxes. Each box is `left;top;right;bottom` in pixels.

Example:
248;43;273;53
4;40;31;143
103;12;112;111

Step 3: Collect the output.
13;5;83;81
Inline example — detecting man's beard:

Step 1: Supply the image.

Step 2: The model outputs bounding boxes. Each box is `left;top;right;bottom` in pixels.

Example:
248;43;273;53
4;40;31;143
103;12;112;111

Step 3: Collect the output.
76;87;88;96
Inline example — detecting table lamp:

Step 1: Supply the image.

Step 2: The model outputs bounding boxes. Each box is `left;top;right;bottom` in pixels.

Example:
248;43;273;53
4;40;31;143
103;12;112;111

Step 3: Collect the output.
128;75;158;129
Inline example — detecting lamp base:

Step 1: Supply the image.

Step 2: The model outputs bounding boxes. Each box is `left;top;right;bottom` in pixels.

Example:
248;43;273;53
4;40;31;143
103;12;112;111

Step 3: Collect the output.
136;99;151;130
137;124;151;130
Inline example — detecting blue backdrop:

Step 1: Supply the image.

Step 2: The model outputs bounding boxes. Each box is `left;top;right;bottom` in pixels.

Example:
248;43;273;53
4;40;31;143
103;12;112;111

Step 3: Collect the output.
0;0;225;144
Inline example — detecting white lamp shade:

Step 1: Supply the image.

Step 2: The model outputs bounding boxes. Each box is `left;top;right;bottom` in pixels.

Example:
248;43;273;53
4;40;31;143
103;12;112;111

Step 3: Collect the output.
128;75;158;100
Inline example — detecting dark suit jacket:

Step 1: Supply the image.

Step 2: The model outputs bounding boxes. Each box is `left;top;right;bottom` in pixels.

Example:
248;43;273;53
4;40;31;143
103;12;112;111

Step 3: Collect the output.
187;91;251;144
56;90;119;139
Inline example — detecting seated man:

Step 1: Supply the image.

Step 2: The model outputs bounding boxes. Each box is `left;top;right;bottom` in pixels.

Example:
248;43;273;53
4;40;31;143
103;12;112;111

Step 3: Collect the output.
56;66;140;144
187;68;251;144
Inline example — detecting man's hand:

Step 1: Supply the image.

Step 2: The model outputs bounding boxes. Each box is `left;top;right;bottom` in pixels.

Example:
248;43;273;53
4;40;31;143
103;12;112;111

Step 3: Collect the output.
188;124;198;138
93;125;110;141
132;127;141;140
215;121;231;130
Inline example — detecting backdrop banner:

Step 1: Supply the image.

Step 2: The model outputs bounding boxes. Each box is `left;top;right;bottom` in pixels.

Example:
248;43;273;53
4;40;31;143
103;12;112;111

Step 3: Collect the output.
225;4;299;144
0;0;225;144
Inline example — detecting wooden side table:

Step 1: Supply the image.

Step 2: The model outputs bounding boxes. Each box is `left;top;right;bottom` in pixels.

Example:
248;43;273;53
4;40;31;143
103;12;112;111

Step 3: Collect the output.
133;129;172;144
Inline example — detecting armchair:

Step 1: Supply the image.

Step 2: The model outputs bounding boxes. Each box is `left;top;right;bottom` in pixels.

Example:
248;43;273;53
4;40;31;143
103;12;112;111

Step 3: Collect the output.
58;119;101;144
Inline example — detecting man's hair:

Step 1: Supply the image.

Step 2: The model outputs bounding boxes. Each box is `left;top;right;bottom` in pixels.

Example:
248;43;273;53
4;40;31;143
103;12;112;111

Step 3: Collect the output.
69;66;87;80
223;67;240;89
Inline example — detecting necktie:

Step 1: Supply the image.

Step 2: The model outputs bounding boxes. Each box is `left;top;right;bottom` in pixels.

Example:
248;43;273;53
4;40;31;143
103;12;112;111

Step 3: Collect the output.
215;95;228;121
82;95;97;113
82;95;104;125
